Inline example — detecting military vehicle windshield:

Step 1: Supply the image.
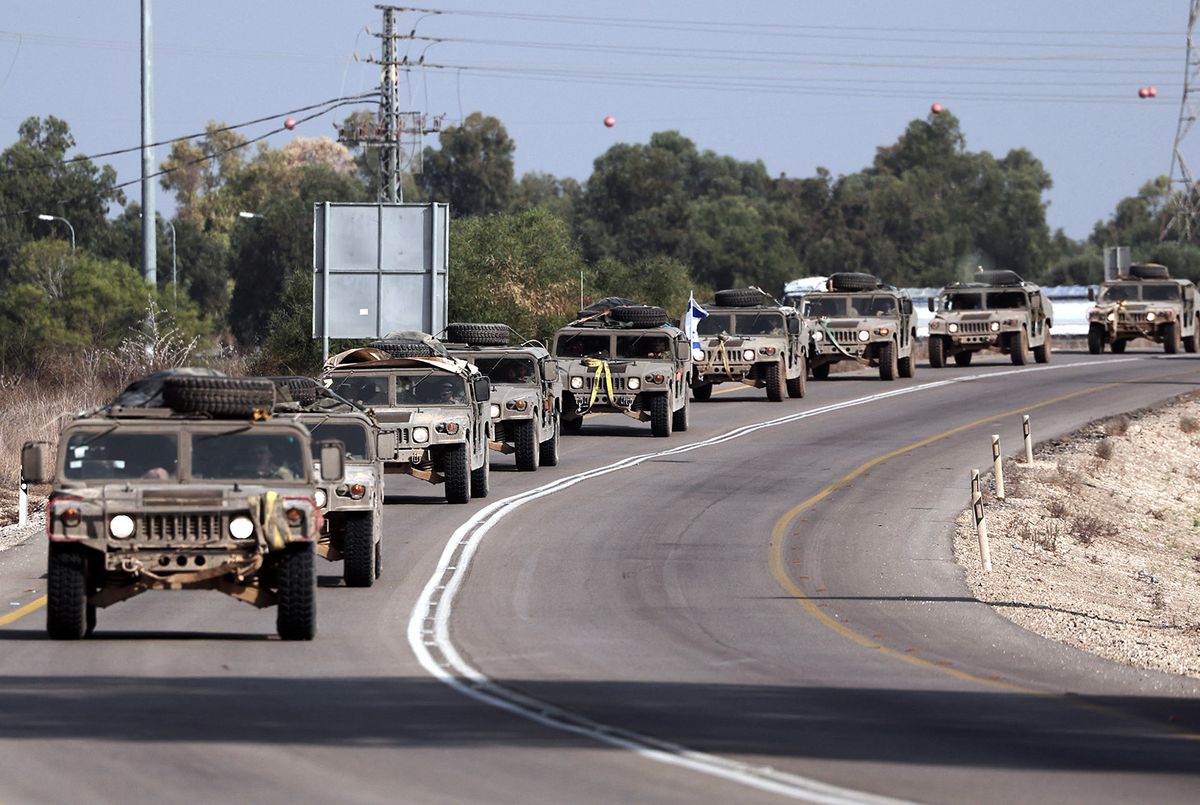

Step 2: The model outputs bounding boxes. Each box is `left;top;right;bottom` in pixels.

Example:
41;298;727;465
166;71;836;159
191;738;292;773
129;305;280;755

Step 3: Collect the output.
738;312;787;335
697;314;732;335
1143;284;1182;302
944;291;1027;311
473;356;537;384
1099;284;1140;302
305;422;370;461
395;372;468;406
192;432;307;481
330;375;389;407
64;430;179;481
805;295;895;317
615;334;672;359
555;333;610;358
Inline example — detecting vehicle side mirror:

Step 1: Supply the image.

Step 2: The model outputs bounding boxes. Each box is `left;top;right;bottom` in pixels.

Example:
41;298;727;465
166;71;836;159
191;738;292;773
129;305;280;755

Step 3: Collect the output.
376;430;397;460
543;359;559;376
473;377;491;402
21;441;53;485
927;298;935;312
674;341;692;361
786;317;800;335
1087;287;1096;301
318;440;345;483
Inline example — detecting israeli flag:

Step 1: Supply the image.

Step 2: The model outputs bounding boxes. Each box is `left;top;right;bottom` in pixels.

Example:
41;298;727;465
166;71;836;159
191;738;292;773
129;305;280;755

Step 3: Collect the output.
682;292;709;354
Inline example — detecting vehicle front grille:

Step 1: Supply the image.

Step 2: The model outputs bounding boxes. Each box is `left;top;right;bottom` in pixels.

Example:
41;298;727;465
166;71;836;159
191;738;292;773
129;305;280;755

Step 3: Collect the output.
703;349;749;365
140;513;223;543
1116;312;1151;326
826;329;859;344
585;374;629;391
955;321;992;335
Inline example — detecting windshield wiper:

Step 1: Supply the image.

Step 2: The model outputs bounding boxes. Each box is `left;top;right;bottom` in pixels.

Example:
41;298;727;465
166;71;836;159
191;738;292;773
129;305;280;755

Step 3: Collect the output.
73;424;120;449
194;424;254;441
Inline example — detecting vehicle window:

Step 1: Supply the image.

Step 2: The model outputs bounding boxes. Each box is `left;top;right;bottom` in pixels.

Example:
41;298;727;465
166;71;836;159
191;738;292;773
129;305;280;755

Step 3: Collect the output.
64;431;179;481
1143;284;1181;302
555;333;611;358
191;432;307;481
852;296;896;316
944;293;983;311
1099;284;1139;302
738;313;786;335
697;314;732;335
616;334;672;359
305;422;369;460
803;296;848;317
987;291;1028;309
329;375;389;406
395;373;467;405
473;357;537;384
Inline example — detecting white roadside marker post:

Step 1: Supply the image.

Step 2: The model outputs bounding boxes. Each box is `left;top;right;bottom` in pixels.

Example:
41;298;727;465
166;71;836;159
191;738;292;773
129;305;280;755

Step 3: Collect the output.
1022;414;1033;463
18;466;28;528
971;469;992;571
991;434;1005;500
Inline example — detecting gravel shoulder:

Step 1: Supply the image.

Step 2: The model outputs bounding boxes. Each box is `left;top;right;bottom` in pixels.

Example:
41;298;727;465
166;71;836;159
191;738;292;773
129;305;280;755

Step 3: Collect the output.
954;393;1200;679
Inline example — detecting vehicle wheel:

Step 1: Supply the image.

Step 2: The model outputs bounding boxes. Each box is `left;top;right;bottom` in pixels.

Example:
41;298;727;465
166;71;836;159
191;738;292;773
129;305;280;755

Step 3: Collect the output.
786;359;807;398
1033;334;1052;364
270;376;320;406
374;538;382;579
611;305;669;327
1111;339;1127;354
713;288;770;307
539;416;560;466
563;415;584;433
672;395;690;432
470;454;490;499
898;352;916;378
928;335;946;368
1088;324;1105;355
163;377;276;418
827;272;880;292
812;362;831;380
954;351;973;367
370;338;440;358
443;443;471;503
276;543;316;641
513;419;539;472
878;340;898;381
47;544;88;640
1185;333;1198;353
342;513;375;588
86;604;97;636
650;394;672;437
1163;321;1180;354
1009;330;1029;365
764;360;785;401
444;322;509;347
693;383;713;401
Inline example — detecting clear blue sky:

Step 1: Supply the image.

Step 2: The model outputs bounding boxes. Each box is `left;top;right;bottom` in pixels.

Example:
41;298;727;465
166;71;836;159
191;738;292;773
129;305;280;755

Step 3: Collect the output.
0;1;1187;239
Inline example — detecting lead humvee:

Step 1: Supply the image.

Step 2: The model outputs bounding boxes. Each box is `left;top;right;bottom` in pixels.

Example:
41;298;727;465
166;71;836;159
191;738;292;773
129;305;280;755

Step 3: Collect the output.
1087;263;1198;354
801;273;918;381
691;287;808;402
926;270;1053;367
22;371;343;641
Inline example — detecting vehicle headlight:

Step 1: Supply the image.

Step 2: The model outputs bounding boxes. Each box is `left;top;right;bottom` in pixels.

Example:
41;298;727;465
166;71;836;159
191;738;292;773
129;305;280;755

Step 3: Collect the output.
811;330;824;342
109;514;135;539
692;347;706;361
489;403;501;418
857;329;870;342
570;376;584;390
411;426;430;443
1107;313;1116;322
1146;312;1156;321
627;377;641;390
948;323;959;334
742;348;756;361
990;321;1001;332
875;327;890;336
314;488;328;508
229;516;255;540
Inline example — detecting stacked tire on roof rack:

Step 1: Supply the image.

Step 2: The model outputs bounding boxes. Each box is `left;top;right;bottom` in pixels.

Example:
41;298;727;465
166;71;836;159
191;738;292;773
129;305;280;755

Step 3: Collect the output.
445;322;510;346
827;272;882;292
712;287;772;307
162;377;276;418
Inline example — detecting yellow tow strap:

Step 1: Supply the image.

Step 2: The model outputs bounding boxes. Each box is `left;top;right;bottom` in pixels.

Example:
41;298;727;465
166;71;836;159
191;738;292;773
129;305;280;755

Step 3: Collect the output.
585;357;617;408
716;337;734;378
248;490;291;551
820;320;870;364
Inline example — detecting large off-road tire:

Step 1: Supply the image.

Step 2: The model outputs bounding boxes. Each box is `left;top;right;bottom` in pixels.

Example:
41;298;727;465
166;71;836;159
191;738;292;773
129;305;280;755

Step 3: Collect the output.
1111;339;1127;354
47;544;88;640
1130;263;1170;280
1087;324;1105;355
442;443;471;503
693;383;713;401
611;305;669;327
563;415;584;433
276;543;316;641
470;453;490;499
1033;333;1052;364
271;376;319;406
370;339;438;358
713;288;769;307
513;419;539;472
764;360;785;401
649;394;672;437
539;416;560;466
1185;332;1198;353
786;359;807;398
163;377;275;418
341;513;376;588
1010;329;1029;365
1163;321;1180;354
672;395;690;432
827;272;880;292
445;322;509;347
878;340;898;381
374;538;382;579
812;362;831;380
975;269;1023;286
928;335;946;368
954;351;973;367
898;352;916;378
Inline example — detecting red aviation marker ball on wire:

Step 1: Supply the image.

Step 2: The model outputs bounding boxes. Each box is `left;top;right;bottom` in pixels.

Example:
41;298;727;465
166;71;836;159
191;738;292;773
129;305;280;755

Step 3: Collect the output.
1149;86;1158;97
931;102;943;114
284;117;297;130
1139;88;1149;98
603;115;616;128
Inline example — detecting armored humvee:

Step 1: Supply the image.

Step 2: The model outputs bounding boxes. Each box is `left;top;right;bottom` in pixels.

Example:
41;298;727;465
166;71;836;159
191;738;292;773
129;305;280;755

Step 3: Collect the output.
927;269;1053;367
22;371;343;641
801;273;917;381
691;287;808;402
1087;263;1198;354
441;322;563;471
323;332;493;503
553;298;693;436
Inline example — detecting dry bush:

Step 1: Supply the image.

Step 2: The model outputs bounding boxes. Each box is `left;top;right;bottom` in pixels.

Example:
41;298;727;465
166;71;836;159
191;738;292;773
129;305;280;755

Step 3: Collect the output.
1053;461;1084;494
1180;415;1200;434
1046;498;1070;519
1018;520;1060;552
1150;589;1166;610
1071;514;1120;546
1148;508;1167;522
1103;415;1130;437
1095;437;1116;461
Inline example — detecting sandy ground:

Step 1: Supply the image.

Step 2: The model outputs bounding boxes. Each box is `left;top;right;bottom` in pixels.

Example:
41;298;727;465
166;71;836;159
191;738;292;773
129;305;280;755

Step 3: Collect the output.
955;394;1200;679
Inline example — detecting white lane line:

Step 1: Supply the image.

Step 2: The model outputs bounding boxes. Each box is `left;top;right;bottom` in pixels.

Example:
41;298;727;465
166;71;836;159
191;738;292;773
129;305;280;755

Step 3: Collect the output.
407;358;1138;803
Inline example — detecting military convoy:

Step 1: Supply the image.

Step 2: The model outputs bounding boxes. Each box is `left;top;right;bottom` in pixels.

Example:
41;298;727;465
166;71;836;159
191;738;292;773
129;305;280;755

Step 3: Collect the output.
927;270;1053;367
1087;263;1198;354
691;287;808;402
801;273;918;381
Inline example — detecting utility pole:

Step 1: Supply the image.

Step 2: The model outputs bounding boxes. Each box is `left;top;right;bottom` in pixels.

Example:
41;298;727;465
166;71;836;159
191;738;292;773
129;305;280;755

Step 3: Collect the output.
1163;1;1200;242
141;0;157;284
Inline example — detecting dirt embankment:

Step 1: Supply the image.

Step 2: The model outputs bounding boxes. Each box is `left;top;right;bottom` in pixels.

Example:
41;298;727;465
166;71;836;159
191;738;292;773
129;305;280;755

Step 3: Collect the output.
955;395;1200;679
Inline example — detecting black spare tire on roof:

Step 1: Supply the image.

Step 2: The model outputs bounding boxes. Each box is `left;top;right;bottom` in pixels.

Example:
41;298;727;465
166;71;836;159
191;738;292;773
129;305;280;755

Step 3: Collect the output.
445;322;509;347
109;367;227;409
576;296;641;319
975;269;1024;286
269;376;321;406
713;288;771;307
370;339;439;358
827;272;881;292
162;377;276;418
1129;263;1170;280
610;305;669;327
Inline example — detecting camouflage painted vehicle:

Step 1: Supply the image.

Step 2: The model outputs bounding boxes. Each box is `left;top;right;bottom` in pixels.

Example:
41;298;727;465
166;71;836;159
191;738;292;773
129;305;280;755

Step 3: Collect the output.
926;270;1053;367
691;287;808;402
441;322;563;471
21;372;343;641
802;273;918;381
323;333;493;503
1086;263;1198;354
553;298;693;437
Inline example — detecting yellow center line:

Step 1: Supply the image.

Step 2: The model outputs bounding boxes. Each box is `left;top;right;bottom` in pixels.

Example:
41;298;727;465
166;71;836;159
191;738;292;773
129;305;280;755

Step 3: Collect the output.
0;595;46;627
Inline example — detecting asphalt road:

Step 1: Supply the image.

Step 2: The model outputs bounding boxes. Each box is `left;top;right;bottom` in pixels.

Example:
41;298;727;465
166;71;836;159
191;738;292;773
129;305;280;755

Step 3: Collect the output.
1;351;1199;804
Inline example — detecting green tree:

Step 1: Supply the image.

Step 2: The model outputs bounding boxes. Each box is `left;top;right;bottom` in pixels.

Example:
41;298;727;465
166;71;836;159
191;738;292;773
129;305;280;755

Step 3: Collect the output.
421;112;516;217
